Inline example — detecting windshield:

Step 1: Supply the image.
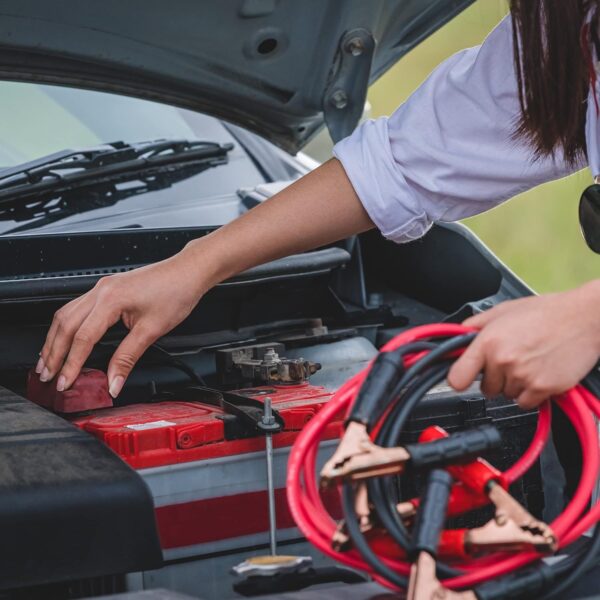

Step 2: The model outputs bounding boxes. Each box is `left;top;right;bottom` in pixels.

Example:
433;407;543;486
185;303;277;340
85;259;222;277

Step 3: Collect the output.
0;82;267;235
0;82;236;166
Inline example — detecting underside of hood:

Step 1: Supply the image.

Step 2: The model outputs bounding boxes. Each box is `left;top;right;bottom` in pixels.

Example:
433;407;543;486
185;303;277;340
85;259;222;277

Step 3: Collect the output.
0;0;474;152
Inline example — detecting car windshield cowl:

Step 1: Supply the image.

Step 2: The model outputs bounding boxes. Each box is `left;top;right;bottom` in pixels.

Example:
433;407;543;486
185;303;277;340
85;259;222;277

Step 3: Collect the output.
0;138;234;203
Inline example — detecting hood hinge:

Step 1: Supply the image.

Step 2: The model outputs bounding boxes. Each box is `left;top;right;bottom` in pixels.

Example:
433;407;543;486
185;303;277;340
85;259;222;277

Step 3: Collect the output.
323;28;375;144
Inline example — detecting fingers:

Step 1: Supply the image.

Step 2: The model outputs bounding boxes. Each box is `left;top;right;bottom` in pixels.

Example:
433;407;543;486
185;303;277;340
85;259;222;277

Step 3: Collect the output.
480;365;505;397
463;299;525;329
462;311;492;329
503;379;525;401
39;295;93;382
107;323;160;397
447;337;486;391
56;308;120;392
516;389;548;410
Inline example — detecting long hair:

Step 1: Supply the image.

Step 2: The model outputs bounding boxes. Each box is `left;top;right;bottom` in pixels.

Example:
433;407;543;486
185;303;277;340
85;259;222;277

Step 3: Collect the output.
509;0;596;165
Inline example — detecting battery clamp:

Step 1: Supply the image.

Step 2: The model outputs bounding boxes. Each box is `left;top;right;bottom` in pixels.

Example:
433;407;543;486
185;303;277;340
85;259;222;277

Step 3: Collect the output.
287;323;600;599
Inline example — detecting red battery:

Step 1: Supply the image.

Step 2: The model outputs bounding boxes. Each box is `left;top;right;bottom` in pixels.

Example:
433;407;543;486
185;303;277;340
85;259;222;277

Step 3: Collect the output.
69;383;343;558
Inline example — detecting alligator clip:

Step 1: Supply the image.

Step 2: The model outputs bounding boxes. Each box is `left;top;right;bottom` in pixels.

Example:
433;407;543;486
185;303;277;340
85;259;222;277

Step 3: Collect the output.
419;425;557;555
438;508;556;559
484;480;557;552
320;421;410;486
321;424;502;486
414;425;503;516
331;522;351;552
407;469;477;600
407;552;476;600
331;482;373;551
397;482;488;523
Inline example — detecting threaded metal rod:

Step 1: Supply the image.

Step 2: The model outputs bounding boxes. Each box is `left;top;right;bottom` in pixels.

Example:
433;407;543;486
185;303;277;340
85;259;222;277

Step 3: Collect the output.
263;397;277;556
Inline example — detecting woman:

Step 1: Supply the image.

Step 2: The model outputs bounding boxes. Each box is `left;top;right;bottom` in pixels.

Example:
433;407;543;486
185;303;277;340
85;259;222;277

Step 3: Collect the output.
35;0;600;408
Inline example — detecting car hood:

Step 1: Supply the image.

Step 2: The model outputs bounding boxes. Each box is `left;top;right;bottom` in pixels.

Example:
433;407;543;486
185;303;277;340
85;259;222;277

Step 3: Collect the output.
0;0;473;153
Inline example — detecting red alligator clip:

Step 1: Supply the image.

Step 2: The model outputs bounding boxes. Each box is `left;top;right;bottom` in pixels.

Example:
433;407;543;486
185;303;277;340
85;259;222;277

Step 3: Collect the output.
397;425;508;520
397;479;491;520
366;529;470;562
420;425;508;495
419;426;555;556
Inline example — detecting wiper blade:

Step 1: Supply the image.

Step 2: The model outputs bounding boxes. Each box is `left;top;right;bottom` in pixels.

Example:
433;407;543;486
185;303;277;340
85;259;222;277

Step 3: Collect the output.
1;161;214;235
0;139;233;203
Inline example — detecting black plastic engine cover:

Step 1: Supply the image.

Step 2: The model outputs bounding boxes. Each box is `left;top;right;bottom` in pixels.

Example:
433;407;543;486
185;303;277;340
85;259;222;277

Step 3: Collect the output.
0;385;162;590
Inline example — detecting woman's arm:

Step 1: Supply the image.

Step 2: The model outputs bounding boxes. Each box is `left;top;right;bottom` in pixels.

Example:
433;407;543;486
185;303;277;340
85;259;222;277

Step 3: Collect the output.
37;158;374;397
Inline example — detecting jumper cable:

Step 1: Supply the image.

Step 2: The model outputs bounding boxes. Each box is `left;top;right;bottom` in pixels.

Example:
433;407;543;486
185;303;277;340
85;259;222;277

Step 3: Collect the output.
286;324;600;599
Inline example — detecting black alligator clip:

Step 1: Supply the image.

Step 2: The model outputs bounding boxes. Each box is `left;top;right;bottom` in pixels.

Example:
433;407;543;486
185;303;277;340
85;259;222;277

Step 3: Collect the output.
407;469;477;600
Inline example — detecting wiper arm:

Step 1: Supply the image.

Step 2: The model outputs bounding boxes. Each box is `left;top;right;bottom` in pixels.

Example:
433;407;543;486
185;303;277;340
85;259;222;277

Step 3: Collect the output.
0;139;233;203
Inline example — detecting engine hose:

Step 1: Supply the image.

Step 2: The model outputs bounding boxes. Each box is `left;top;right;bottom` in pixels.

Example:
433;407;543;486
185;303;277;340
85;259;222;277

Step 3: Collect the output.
286;324;600;598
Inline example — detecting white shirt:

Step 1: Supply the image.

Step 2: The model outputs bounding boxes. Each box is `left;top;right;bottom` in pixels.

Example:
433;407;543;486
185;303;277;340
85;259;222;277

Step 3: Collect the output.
332;15;593;244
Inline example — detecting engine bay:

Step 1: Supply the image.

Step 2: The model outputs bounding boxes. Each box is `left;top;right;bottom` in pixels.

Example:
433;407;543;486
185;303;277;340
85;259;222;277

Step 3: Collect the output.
0;223;511;396
0;223;539;598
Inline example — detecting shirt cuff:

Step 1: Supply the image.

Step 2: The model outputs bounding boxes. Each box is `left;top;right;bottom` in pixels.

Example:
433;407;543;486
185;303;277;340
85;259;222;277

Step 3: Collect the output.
332;116;431;243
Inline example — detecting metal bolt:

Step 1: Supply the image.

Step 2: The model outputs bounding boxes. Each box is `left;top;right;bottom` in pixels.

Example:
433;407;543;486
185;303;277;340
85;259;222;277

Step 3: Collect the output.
345;37;365;56
368;292;384;307
263;348;280;364
330;89;348;110
262;396;275;426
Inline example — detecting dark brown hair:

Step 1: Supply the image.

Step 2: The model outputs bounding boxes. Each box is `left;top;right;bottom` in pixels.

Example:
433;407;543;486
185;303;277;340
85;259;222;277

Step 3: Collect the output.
509;0;597;164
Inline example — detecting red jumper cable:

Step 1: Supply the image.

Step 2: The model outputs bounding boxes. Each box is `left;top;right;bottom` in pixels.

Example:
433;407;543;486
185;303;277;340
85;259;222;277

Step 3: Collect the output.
286;324;600;598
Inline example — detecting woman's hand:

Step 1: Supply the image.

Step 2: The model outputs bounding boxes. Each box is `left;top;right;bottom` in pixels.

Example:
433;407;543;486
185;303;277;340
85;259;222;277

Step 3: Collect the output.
36;240;212;398
448;281;600;408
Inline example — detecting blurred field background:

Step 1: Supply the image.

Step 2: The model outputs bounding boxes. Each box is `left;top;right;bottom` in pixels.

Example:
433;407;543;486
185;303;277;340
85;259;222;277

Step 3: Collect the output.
319;0;600;293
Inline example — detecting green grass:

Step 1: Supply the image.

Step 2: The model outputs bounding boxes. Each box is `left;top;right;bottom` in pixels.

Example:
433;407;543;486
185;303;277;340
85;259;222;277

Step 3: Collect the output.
367;1;600;293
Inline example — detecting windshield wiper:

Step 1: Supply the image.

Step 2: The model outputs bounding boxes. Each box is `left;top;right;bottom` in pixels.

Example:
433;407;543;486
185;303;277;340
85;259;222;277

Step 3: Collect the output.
0;139;233;203
1;161;216;235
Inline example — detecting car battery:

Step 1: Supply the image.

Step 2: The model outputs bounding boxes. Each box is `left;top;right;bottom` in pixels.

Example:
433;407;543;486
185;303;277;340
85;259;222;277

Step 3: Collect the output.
69;383;344;560
68;378;544;550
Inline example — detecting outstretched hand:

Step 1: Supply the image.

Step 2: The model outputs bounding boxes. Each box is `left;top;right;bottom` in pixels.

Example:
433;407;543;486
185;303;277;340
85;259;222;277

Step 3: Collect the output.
448;282;600;408
36;243;209;398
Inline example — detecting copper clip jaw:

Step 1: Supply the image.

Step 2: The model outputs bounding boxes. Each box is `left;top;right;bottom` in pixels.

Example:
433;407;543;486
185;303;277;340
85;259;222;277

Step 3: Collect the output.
407;552;476;600
465;517;556;555
320;422;410;486
487;481;557;553
320;422;411;485
397;500;417;521
320;422;373;486
331;522;351;552
331;482;373;551
331;444;410;481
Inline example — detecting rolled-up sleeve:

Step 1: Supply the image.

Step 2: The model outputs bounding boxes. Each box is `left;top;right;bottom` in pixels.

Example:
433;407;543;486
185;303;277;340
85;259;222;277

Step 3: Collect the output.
333;15;583;243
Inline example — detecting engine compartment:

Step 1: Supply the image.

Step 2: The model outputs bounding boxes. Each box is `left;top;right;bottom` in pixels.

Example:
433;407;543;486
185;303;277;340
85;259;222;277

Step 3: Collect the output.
0;223;538;598
0;223;516;398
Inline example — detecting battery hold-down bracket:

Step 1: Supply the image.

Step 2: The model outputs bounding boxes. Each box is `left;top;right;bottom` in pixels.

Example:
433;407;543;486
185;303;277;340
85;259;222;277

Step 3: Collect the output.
162;385;284;442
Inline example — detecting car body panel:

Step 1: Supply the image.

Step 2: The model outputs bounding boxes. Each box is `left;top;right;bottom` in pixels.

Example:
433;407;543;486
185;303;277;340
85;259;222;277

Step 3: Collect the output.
0;0;474;151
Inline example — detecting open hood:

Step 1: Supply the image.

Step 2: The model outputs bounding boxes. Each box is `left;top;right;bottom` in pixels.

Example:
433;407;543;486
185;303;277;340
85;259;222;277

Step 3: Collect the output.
0;0;473;153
